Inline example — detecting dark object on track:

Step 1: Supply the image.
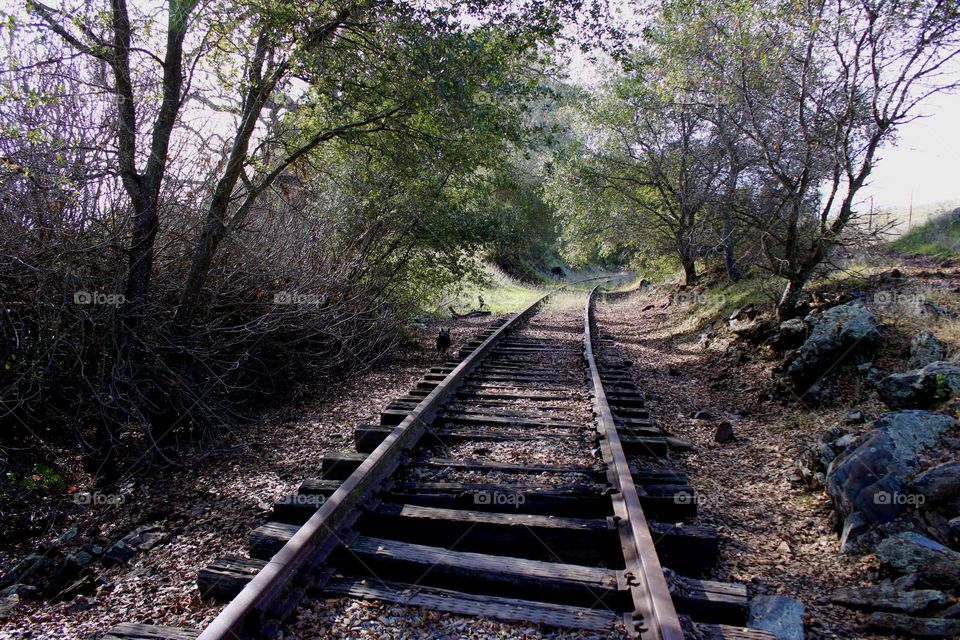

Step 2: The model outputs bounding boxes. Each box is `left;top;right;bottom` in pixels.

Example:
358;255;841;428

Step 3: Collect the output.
436;328;451;355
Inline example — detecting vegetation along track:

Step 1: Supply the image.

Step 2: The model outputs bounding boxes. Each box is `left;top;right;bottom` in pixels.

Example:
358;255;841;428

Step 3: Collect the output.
103;287;773;640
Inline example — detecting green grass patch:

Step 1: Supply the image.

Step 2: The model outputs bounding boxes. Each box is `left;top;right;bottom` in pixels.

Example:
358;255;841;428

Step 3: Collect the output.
890;209;960;258
453;264;546;315
673;273;781;333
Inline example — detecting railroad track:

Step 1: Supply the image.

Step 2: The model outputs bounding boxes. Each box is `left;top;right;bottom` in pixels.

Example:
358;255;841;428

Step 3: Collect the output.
105;287;773;640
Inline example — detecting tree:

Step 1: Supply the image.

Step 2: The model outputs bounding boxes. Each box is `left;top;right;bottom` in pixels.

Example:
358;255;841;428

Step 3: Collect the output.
28;0;200;323
555;68;726;284
726;0;960;317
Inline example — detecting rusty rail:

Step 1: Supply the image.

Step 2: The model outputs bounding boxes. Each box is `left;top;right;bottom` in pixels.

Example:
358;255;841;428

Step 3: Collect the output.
197;292;551;640
584;285;684;640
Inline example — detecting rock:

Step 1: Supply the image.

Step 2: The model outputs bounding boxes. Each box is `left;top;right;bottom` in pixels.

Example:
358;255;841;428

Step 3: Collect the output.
0;595;18;620
767;318;808;352
66;550;93;569
748;595;805;640
950;517;960;544
826;411;955;542
1;554;53;588
866;612;960;638
910;332;945;369
862;364;887;388
911;461;960;505
665;436;696;451
714;421;735;443
105;525;166;564
839;511;871;553
876;532;960;589
0;584;38;599
730;317;774;343
878;361;960;409
104;540;134;563
786;303;880;390
833;433;859;448
831;584;949;614
843;409;866;425
58;528;78;544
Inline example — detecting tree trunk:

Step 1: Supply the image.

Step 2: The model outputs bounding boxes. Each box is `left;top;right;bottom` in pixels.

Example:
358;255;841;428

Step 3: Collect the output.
721;207;741;282
123;192;159;323
681;251;698;285
777;276;807;320
176;215;227;326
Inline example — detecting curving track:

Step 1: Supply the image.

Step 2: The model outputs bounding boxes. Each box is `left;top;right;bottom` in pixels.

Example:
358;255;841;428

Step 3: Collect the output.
105;287;773;640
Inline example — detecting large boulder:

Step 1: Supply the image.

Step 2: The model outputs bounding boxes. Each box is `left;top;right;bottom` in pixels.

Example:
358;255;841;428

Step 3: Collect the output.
878;361;960;409
792;427;853;490
748;595;805;640
786;303;880;390
866;612;960;638
767;318;809;352
909;332;944;369
910;461;960;506
876;532;960;589
826;411;956;547
831;583;949;614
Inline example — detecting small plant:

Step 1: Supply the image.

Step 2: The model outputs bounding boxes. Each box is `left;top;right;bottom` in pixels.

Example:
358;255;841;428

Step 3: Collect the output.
19;464;66;491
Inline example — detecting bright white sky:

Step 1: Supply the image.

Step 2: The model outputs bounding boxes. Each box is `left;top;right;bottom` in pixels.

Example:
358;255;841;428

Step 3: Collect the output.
862;91;960;209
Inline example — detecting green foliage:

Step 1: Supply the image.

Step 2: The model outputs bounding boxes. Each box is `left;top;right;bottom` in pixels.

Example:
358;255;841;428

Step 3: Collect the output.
14;464;67;491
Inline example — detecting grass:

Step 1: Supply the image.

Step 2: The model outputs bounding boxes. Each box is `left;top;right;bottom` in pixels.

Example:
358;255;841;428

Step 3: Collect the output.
443;263;628;317
811;258;891;291
879;199;960;240
669;273;782;334
889;209;960;258
455;265;546;315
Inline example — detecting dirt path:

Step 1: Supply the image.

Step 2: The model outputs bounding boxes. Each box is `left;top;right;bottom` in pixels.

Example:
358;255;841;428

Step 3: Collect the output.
595;290;887;640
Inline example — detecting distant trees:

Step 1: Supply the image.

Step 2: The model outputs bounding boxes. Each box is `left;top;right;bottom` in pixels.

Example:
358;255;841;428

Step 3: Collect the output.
556;0;960;316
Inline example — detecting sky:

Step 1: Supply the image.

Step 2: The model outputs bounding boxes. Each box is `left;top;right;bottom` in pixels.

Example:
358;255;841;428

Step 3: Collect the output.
860;91;960;210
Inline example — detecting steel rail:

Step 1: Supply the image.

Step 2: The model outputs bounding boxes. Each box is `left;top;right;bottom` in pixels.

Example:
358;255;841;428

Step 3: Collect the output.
197;291;551;640
583;285;684;640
